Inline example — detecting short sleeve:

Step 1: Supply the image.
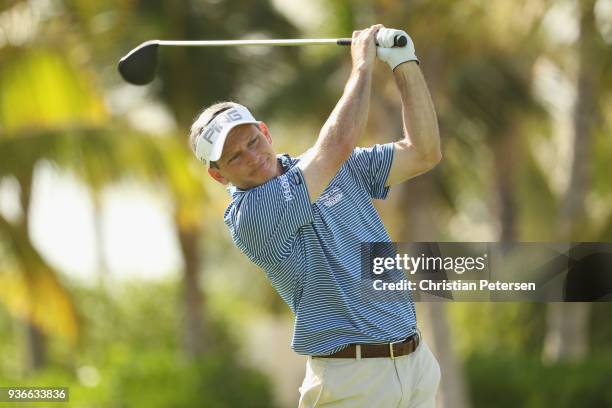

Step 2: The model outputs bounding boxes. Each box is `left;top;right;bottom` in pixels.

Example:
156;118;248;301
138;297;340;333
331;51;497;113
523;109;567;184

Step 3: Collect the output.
224;166;313;264
347;143;395;199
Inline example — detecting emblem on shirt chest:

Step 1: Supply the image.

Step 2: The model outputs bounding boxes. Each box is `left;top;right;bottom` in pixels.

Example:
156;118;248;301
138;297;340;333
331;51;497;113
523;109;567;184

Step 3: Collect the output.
318;187;344;208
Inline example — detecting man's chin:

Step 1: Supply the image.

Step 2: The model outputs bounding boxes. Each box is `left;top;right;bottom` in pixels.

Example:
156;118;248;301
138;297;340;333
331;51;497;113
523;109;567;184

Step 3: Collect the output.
241;173;275;190
255;173;276;187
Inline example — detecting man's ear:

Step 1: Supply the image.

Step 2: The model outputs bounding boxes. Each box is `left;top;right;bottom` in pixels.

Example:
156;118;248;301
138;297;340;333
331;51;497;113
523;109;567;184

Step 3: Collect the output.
259;121;272;144
208;167;229;185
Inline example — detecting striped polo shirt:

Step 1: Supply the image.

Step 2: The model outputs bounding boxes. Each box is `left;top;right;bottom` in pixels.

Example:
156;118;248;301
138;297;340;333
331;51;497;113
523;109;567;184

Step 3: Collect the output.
224;143;417;355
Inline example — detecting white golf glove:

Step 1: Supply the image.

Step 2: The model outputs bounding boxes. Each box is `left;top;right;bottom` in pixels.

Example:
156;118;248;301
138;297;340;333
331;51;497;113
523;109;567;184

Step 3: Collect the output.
376;28;418;70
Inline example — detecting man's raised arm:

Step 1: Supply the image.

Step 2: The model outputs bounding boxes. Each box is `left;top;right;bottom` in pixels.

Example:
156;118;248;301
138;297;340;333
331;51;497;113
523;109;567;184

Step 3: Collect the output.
377;30;442;187
298;24;382;203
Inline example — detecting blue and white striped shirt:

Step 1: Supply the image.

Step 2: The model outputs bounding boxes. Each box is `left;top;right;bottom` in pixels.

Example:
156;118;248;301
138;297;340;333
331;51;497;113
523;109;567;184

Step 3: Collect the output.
224;143;417;355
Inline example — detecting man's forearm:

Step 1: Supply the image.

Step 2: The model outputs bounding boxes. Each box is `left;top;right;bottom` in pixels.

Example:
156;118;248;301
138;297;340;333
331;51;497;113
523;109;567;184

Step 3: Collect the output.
297;25;379;202
316;66;373;161
394;62;441;161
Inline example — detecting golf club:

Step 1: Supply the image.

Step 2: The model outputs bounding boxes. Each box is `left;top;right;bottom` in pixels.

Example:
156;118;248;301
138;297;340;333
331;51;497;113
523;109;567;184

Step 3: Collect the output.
118;35;408;85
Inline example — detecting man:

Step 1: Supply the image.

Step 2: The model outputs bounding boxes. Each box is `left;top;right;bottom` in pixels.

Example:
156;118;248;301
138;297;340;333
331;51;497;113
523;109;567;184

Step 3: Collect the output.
190;24;441;407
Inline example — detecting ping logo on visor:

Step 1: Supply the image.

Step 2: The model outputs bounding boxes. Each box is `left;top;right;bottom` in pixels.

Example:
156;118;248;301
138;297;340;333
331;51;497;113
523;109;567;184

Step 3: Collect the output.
195;104;258;164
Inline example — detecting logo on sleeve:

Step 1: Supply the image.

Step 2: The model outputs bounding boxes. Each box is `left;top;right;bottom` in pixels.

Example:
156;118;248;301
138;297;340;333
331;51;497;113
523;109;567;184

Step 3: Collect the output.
279;174;294;202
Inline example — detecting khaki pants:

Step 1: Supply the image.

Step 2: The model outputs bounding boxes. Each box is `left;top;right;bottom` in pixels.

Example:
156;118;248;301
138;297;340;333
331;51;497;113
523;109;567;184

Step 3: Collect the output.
299;340;441;408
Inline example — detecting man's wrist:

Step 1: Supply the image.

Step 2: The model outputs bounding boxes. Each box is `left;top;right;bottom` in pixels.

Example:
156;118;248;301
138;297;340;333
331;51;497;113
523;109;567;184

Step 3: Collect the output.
392;60;420;73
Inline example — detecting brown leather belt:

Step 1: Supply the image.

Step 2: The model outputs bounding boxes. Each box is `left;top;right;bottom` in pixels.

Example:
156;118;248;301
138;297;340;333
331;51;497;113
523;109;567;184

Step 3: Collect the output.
317;332;420;359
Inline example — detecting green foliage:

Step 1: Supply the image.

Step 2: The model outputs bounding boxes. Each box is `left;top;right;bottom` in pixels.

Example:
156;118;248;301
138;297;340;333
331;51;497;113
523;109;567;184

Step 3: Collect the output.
0;281;277;408
450;302;612;360
448;53;542;139
0;350;275;408
448;303;547;357
590;303;612;354
517;151;560;240
105;351;274;408
0;48;106;132
465;353;612;408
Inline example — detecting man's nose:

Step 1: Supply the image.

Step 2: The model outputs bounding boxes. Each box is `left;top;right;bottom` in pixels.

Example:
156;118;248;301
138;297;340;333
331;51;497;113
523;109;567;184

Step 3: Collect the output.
244;150;259;166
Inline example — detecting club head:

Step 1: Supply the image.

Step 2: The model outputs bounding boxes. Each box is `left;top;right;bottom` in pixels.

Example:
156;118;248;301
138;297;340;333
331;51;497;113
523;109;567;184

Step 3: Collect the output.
118;40;160;85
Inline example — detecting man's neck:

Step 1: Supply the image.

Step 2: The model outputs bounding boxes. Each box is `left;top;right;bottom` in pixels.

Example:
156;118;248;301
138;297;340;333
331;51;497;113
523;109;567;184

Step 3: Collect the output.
276;157;284;177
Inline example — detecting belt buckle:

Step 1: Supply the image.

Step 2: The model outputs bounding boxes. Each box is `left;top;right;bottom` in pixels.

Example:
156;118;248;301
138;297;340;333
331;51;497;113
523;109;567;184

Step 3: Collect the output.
389;339;403;360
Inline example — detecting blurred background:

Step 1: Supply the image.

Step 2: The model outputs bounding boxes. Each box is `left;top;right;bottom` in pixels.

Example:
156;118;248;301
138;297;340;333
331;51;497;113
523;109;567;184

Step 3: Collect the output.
1;0;611;407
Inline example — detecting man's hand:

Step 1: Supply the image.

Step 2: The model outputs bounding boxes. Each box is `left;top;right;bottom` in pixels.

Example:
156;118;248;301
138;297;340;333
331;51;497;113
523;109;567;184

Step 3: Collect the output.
350;24;382;72
376;28;418;70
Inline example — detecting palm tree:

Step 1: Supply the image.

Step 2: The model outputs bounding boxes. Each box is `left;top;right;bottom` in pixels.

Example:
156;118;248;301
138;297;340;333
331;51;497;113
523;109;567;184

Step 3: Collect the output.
0;1;208;367
0;32;109;367
543;0;602;364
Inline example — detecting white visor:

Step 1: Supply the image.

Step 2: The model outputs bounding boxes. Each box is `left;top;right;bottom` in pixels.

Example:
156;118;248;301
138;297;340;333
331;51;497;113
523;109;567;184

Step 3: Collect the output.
194;104;259;164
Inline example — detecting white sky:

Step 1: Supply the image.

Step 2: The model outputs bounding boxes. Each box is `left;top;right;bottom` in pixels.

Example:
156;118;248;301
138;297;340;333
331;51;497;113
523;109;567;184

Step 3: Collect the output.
0;163;182;284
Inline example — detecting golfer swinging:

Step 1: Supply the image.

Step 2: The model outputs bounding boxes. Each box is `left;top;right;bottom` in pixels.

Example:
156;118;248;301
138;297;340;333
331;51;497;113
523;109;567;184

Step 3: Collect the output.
190;24;442;407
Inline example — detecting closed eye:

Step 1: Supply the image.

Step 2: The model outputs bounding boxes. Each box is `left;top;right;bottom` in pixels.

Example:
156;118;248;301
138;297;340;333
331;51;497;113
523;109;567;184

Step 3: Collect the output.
228;153;240;164
227;136;257;164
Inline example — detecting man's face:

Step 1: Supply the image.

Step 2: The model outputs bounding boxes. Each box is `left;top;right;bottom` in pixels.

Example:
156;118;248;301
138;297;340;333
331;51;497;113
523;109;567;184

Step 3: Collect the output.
208;123;280;189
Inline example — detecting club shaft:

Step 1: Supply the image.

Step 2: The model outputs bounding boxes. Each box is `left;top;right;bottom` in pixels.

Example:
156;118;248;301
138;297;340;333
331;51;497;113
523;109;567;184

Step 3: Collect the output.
156;39;347;47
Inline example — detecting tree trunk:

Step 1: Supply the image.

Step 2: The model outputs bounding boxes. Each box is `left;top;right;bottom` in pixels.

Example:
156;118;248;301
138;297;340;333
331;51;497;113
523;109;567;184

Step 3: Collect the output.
92;192;109;286
18;170;47;371
24;322;47;371
396;177;471;408
542;302;590;363
542;0;597;364
491;130;519;244
177;223;207;357
559;0;597;237
419;302;470;408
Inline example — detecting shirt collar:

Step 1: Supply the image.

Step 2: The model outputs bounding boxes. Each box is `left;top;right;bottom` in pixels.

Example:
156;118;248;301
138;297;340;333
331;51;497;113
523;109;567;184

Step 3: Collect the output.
228;153;298;197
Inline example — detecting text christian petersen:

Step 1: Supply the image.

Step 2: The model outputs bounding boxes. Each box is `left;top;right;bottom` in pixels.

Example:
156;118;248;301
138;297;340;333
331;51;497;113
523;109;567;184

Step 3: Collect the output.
370;253;536;292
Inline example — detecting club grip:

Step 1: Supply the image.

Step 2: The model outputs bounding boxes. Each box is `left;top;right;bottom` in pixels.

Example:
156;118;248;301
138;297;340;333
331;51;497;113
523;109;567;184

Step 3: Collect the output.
337;35;407;47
